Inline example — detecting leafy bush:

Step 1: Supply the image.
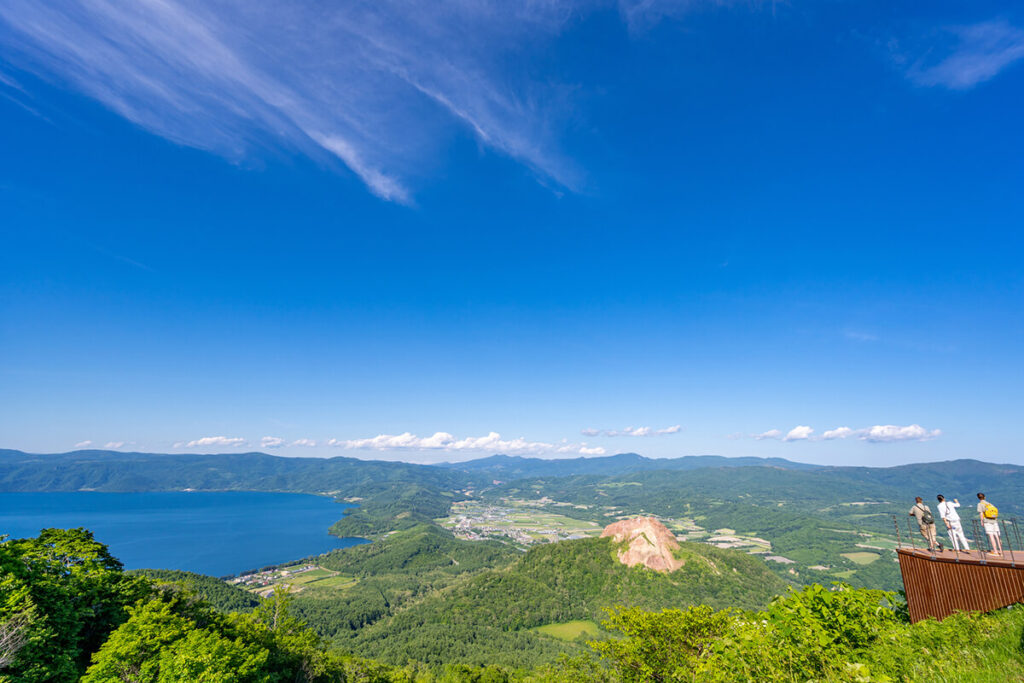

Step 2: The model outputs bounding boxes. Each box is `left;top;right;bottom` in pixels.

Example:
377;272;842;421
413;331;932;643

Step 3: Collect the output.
590;583;1024;682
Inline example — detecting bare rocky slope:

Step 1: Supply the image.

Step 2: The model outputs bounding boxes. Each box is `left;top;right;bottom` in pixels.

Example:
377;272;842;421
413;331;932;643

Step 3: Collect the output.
601;516;686;572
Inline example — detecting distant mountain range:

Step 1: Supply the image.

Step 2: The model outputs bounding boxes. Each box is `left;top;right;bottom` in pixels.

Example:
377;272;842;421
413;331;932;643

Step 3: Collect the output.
3;448;1023;497
438;452;821;478
0;449;477;494
0;449;820;496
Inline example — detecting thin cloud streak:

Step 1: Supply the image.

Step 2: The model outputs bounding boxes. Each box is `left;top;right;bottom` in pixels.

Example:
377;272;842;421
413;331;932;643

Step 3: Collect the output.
905;19;1024;90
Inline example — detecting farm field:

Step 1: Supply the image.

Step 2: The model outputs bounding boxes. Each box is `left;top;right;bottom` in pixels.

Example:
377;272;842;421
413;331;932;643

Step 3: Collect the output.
437;500;604;545
841;552;881;565
233;565;358;596
531;620;601;641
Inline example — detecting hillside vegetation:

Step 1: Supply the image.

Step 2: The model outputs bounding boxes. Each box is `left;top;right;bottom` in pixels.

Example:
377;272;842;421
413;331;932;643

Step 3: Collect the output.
4;528;1024;682
289;524;518;637
334;535;789;669
129;569;261;612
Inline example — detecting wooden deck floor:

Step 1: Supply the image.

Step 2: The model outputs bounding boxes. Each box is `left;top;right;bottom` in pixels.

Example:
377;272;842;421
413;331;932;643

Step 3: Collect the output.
897;547;1024;622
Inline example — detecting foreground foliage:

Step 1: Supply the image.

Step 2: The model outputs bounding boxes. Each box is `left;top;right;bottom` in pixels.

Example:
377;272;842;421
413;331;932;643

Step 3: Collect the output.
3;529;1024;682
587;583;1024;682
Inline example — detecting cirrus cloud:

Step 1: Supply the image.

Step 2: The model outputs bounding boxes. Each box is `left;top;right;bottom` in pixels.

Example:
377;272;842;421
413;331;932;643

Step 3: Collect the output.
904;19;1024;90
0;0;591;202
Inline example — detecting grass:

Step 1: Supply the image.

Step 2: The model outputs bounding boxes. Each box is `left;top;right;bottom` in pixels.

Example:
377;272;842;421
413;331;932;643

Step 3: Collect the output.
306;574;357;589
841;552;880;565
883;607;1024;683
531;620;601;641
286;569;333;584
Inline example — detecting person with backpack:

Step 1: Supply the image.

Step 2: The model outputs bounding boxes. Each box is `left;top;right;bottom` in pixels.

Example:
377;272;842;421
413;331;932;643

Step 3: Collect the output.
936;495;970;552
977;492;1002;556
909;496;942;552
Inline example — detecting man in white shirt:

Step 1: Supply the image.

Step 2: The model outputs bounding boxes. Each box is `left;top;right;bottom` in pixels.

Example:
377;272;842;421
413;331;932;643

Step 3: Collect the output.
936;495;970;552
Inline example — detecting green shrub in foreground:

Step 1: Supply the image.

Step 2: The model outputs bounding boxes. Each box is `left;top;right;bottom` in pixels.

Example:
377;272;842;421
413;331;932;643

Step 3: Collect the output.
589;583;1024;682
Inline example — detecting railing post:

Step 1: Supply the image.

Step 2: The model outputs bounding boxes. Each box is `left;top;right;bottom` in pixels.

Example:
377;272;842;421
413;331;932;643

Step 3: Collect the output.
949;517;961;562
1011;518;1019;561
892;514;903;550
1001;518;1015;567
906;516;918;552
973;519;987;565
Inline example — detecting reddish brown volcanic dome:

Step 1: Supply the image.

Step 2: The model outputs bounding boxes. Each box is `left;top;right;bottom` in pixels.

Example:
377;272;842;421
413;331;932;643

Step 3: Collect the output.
600;516;685;573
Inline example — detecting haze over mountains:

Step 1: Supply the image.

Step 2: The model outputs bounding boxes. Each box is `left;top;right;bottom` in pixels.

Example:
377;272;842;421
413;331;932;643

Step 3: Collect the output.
2;448;1022;496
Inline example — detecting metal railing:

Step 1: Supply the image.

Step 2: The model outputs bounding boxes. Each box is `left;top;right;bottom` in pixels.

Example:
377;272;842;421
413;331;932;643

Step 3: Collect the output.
894;513;1022;565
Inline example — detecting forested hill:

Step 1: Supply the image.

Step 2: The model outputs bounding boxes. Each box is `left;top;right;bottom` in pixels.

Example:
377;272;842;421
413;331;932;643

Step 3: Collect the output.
4;449;1021;498
0;449;484;494
327;532;789;669
438;452;820;478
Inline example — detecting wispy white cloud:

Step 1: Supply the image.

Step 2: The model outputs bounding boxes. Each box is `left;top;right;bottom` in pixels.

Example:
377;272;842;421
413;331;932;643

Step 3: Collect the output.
581;424;682;437
175;436;247;448
755;424;940;443
904;19;1024;90
73;440;93;449
0;0;594;201
329;431;604;456
103;441;125;449
844;329;879;343
291;438;317;447
260;436;285;449
616;0;748;33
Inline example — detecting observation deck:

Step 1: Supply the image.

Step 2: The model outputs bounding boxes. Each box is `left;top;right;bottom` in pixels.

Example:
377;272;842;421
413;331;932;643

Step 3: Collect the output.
895;515;1024;623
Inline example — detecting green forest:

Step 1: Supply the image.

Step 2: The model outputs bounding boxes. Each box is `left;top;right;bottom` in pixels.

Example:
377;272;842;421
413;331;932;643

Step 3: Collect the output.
4;528;1024;682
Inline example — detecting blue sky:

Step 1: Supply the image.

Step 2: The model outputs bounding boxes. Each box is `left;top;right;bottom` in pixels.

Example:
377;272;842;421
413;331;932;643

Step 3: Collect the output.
1;1;1022;465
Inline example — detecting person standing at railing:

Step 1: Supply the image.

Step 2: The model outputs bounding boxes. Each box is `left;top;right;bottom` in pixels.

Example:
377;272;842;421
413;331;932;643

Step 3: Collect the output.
936;495;970;552
976;492;1003;556
909;497;942;552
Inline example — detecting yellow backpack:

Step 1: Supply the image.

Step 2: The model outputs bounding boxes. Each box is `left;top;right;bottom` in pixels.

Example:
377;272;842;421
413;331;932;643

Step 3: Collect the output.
983;502;999;519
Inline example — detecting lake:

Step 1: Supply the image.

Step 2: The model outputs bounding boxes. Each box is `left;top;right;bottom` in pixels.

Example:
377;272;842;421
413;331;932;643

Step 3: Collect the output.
0;491;367;576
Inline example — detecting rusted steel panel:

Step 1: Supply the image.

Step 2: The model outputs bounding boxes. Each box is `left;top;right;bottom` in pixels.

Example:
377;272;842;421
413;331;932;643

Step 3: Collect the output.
897;548;1024;622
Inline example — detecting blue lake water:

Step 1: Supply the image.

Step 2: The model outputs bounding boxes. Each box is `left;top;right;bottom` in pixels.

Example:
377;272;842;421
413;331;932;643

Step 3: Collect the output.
0;491;367;576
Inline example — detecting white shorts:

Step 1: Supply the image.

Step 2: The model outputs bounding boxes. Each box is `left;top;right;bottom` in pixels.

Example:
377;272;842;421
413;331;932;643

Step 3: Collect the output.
984;520;1000;535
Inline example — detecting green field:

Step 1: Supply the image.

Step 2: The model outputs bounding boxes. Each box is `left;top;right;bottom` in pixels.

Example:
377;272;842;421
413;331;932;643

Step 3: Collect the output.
286;569;334;584
309;574;357;589
531;620;601;641
841;552;880;565
241;566;358;594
